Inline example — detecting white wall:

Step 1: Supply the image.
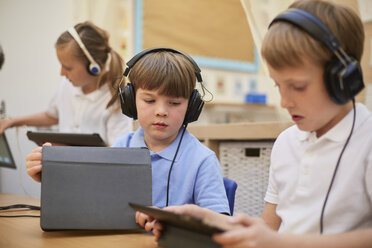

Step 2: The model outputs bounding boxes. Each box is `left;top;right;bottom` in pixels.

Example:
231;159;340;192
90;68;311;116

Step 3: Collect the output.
0;0;74;198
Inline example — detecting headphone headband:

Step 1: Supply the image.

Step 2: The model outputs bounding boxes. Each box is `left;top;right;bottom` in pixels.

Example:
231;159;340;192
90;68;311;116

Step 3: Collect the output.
124;47;203;82
270;8;342;52
269;8;364;105
67;27;101;75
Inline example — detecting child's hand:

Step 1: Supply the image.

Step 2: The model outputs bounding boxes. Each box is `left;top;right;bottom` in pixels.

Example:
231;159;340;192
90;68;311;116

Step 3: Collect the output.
151;204;232;241
163;204;209;219
152;220;164;242
25;142;51;182
213;214;279;248
0;118;13;134
150;204;207;241
135;210;155;232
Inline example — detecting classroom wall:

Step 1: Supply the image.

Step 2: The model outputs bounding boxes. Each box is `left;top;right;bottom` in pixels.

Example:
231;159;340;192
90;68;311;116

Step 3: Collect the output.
0;0;75;198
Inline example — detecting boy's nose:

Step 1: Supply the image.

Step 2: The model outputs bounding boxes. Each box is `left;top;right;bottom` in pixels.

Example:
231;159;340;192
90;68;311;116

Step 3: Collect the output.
280;92;294;109
155;103;168;116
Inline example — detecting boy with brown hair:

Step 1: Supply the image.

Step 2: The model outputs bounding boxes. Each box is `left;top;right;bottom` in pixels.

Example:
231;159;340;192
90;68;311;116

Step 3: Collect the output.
26;48;230;229
146;1;372;247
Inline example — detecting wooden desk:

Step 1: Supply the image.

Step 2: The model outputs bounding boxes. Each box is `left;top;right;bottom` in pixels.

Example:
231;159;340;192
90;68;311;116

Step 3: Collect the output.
0;193;158;248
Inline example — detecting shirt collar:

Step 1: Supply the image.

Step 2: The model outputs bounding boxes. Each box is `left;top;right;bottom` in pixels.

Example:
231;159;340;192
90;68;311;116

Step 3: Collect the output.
297;103;371;143
129;127;188;161
129;127;147;148
72;82;108;102
157;127;188;161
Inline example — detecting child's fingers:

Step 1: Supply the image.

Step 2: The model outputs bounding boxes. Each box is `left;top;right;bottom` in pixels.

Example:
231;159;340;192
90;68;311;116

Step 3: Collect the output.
213;227;255;247
153;221;163;231
27;164;42;174
26;165;42;182
26;160;42;169
136;212;150;227
164;204;205;219
228;213;257;227
26;152;42;164
135;211;140;224
26;151;42;163
144;219;155;232
153;221;164;241
25;147;42;161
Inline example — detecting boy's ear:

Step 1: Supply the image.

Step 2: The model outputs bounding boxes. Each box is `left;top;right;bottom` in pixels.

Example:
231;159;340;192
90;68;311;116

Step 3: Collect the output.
183;90;204;125
119;83;138;119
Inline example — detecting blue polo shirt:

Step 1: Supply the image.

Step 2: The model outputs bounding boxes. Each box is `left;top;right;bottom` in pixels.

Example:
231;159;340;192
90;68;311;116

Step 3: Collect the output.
113;127;230;214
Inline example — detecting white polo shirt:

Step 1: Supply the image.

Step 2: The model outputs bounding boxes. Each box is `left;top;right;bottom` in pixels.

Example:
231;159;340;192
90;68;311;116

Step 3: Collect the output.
47;77;132;146
265;103;372;234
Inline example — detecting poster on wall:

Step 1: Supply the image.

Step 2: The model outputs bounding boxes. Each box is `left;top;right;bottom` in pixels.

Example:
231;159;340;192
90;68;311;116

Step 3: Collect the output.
135;0;259;72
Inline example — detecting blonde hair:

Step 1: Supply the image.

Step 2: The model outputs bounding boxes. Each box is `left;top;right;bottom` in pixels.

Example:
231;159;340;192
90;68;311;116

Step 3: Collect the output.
55;21;124;108
128;51;196;99
261;0;364;69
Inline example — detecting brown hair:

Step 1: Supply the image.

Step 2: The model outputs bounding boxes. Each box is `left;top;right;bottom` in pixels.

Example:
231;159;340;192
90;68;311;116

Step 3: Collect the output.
261;0;364;69
127;51;196;99
55;21;124;108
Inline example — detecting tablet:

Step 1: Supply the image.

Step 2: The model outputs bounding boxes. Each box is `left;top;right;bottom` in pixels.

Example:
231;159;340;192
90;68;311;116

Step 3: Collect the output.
27;131;106;147
0;133;16;169
129;203;224;235
41;146;152;230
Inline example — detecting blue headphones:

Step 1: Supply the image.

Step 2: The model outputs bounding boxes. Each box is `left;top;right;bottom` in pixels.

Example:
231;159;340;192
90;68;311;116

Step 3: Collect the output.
269;8;364;105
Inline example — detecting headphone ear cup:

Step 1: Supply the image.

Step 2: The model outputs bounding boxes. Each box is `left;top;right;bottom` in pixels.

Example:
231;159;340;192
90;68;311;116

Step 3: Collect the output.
119;83;138;119
184;89;204;125
325;57;364;105
325;58;345;104
87;63;101;76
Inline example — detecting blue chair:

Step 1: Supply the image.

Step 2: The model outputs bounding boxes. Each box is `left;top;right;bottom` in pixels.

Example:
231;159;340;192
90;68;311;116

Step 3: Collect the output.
223;177;238;215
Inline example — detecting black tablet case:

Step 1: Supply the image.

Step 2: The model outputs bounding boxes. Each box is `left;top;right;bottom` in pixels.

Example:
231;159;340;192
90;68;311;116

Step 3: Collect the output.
27;131;106;146
41;146;152;231
0;133;16;169
129;203;223;248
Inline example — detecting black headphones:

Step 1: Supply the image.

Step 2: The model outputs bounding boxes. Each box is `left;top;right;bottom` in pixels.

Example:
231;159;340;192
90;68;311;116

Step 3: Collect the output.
118;47;204;125
269;8;364;105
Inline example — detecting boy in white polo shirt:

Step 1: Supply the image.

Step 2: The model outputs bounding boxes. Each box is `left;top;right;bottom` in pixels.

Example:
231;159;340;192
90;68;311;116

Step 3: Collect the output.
145;1;372;247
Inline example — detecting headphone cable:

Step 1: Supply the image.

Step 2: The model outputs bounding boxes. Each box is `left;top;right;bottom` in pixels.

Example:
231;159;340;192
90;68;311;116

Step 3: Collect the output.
319;99;356;234
166;124;187;207
0;204;40;218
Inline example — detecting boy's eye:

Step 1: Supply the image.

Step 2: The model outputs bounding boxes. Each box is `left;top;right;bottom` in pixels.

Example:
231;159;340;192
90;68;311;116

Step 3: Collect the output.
170;101;181;106
144;99;155;103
